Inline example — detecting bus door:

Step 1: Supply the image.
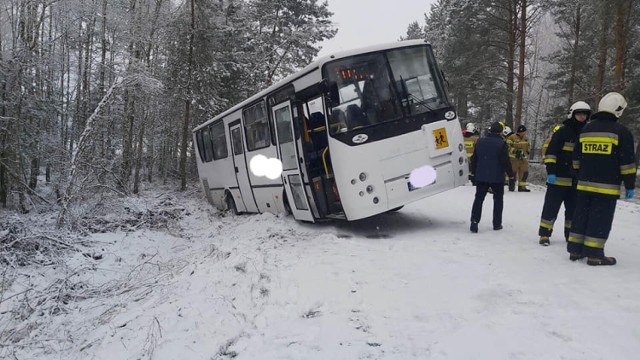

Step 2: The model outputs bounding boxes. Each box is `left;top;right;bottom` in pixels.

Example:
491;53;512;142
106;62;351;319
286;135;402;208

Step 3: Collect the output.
272;101;315;222
229;121;258;213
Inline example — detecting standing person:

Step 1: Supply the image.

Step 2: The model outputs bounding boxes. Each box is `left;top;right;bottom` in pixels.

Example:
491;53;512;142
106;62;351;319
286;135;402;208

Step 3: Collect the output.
469;121;515;233
507;125;531;192
538;102;591;246
463;122;480;159
501;126;515;190
463;122;480;185
567;92;636;265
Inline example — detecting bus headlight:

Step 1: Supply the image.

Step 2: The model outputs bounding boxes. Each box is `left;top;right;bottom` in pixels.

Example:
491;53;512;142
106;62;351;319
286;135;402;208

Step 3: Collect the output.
359;172;367;182
459;156;464;164
366;185;374;194
373;197;379;204
359;191;365;197
459;170;464;176
458;144;464;152
351;179;357;185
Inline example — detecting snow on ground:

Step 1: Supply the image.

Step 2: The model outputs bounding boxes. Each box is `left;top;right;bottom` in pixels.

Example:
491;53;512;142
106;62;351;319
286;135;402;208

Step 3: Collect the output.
2;182;640;359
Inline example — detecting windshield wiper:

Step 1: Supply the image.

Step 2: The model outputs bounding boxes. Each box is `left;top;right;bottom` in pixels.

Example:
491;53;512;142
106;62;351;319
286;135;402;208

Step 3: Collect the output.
407;93;435;112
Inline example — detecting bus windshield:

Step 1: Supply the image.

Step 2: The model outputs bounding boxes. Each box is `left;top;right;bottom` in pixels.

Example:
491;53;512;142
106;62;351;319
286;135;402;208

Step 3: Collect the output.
324;45;449;135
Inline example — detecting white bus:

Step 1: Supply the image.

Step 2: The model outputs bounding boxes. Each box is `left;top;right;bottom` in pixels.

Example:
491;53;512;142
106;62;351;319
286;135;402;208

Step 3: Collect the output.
193;40;468;222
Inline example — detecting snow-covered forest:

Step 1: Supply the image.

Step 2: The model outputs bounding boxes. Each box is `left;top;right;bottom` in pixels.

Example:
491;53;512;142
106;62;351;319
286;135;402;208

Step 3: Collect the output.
404;0;640;156
1;0;640;359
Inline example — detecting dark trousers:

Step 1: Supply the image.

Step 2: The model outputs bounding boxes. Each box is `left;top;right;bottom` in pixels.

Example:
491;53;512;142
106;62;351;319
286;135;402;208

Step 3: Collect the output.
567;192;617;257
538;184;576;239
471;182;504;227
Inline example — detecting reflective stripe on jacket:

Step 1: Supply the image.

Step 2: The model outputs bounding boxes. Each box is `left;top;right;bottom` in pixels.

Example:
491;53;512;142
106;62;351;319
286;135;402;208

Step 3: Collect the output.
572;112;637;197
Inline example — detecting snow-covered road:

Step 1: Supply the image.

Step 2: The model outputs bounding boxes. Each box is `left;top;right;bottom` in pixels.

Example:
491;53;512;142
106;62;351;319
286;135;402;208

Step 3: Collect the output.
3;184;640;359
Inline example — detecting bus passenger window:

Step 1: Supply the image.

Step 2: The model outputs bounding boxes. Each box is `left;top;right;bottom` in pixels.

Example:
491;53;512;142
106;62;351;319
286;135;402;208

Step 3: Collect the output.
195;130;206;162
202;127;214;162
243;101;271;151
210;122;228;160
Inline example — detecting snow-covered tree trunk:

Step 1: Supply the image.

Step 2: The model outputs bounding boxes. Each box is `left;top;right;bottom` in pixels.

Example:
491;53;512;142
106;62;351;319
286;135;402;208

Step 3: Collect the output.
57;78;122;227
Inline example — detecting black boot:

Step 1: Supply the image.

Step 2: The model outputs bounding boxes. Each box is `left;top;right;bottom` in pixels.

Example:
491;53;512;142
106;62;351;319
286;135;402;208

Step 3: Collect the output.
587;256;616;266
518;186;531;192
569;253;585;261
539;236;550;246
508;178;515;192
470;221;478;233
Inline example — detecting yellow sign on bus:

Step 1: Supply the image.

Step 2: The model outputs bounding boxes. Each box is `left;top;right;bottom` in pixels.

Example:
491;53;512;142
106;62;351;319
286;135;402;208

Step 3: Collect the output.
433;128;448;149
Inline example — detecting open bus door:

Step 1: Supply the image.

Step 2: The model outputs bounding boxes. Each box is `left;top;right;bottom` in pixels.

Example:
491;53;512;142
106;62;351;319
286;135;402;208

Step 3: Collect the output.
272;101;315;222
229;121;258;213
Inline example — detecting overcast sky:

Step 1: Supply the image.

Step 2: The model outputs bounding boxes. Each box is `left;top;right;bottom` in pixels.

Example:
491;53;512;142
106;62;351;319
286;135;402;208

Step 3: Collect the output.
316;0;437;58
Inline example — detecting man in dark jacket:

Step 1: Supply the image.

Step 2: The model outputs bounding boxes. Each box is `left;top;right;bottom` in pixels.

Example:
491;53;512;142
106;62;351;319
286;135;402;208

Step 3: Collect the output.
469;122;515;233
568;92;636;265
538;101;591;246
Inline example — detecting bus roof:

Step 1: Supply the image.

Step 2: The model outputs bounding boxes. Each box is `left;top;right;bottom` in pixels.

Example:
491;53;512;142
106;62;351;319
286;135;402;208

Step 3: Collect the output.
193;39;430;132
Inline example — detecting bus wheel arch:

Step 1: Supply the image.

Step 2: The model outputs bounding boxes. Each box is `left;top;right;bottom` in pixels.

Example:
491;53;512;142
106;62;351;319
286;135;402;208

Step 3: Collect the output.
224;190;239;215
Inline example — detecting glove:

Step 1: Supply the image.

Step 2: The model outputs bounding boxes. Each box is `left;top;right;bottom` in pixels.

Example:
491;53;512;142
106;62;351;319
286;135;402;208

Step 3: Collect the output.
547;174;557;184
625;189;635;199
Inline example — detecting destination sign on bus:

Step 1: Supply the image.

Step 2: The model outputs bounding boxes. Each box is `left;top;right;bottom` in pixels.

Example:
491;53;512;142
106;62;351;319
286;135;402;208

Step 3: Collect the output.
337;67;369;81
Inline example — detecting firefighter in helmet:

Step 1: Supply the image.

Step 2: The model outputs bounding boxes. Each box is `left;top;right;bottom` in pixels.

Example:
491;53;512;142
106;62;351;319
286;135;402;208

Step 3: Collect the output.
463;122;480;184
538;102;590;246
567;92;636;265
506;125;531;191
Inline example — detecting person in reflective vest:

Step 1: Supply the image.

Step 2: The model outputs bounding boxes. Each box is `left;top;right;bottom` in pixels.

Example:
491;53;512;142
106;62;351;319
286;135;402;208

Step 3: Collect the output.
567;92;636;265
506;125;531;191
541;124;561;162
463;122;480;159
463;122;480;184
538;102;590;246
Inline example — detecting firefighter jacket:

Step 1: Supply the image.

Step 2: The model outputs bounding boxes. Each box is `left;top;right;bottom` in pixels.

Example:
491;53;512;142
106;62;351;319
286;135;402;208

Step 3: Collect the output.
463;130;479;158
507;133;530;161
541;136;552;162
544;118;586;187
470;133;514;184
572;112;637;197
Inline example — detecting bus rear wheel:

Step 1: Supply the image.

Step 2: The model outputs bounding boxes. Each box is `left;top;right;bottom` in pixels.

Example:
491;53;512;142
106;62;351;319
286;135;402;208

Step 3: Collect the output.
225;192;239;215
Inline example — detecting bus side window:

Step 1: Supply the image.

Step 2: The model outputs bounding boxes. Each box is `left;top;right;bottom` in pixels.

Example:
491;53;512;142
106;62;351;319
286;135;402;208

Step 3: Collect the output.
243;101;271;151
210;121;228;160
195;130;206;162
202;127;214;162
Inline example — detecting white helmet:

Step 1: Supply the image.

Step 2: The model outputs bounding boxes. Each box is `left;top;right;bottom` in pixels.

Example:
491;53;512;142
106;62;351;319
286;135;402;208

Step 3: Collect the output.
598;92;627;118
466;122;476;132
502;126;511;137
567;101;591;119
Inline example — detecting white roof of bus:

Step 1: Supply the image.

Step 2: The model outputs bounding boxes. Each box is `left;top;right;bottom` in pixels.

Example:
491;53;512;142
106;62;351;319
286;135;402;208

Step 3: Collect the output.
193;39;430;132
